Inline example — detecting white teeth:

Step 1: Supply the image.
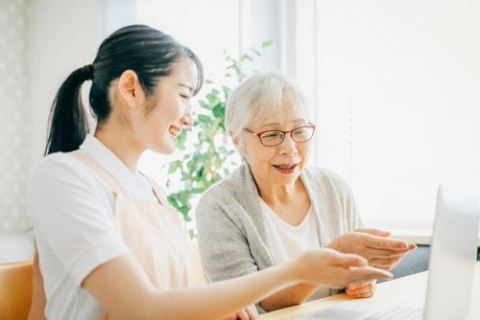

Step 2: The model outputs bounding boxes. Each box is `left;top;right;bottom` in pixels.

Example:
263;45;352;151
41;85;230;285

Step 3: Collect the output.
275;164;296;169
169;127;180;137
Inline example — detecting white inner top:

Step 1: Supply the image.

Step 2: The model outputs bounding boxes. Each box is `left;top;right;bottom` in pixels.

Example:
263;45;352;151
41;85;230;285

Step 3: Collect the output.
260;198;320;263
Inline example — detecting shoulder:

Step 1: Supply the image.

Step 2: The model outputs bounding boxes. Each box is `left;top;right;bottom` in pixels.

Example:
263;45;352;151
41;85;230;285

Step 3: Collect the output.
30;153;80;185
28;152;107;202
28;152;118;236
196;164;254;223
198;163;249;204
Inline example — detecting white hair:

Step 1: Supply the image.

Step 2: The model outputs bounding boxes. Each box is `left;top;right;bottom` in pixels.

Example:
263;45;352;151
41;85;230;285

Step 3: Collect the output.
225;72;309;138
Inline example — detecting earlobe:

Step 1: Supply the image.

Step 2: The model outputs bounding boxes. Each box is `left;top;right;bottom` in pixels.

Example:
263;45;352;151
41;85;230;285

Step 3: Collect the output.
231;133;245;156
231;132;240;148
118;70;143;108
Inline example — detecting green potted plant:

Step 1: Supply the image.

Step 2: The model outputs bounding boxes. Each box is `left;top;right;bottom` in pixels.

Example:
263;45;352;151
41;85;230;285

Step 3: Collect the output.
166;41;272;238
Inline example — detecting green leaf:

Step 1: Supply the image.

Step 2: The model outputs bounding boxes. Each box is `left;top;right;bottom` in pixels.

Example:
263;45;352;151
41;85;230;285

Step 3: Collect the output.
168;160;182;174
241;54;252;62
262;39;273;48
199;100;213;110
197;114;212;125
176;130;188;149
252;48;261;56
212;103;225;118
206;92;220;104
163;42;265;223
179;206;192;221
167;194;179;210
222;86;231;98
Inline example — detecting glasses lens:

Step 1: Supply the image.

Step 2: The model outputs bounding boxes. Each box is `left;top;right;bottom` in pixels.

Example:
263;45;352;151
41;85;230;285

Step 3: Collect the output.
260;131;285;146
292;126;314;142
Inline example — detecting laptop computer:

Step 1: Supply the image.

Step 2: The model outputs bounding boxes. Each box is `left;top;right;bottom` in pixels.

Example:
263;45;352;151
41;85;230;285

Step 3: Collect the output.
297;183;480;320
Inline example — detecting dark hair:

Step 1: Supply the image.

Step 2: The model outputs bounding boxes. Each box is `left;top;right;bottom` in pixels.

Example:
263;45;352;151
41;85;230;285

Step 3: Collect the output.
44;24;203;155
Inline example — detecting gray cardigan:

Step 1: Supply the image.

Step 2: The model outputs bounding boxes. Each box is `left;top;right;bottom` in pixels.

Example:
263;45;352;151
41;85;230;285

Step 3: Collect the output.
195;163;361;312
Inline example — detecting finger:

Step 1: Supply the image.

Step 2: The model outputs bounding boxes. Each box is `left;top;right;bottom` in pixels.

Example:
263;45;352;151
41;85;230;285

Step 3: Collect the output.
370;251;407;262
362;248;409;260
347;282;369;291
346;289;356;297
349;280;377;291
347;283;371;294
365;236;410;251
370;254;407;269
347;283;374;296
346;286;374;298
348;281;372;291
352;291;375;299
246;306;258;320
237;310;249;320
335;253;368;268
409;243;417;251
355;228;391;237
347;284;360;291
347;266;393;284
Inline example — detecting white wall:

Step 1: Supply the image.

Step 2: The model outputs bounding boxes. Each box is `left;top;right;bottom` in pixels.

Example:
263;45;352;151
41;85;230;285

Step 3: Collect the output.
26;0;119;175
0;0;136;262
0;0;28;236
136;0;286;184
309;0;480;224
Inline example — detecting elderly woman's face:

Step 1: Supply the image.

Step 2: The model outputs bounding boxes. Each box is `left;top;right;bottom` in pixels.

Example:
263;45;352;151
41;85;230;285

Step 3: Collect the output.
239;102;313;186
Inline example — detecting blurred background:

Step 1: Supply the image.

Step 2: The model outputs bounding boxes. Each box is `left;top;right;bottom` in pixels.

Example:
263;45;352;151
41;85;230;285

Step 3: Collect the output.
0;0;479;263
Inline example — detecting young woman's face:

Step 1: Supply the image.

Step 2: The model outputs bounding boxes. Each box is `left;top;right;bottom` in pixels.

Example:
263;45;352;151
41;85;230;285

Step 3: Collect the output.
142;57;196;154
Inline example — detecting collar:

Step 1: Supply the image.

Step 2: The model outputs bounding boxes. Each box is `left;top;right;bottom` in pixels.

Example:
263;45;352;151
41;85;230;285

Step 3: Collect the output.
79;134;138;187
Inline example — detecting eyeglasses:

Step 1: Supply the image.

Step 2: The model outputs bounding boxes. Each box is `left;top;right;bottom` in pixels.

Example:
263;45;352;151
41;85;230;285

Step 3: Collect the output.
243;124;316;147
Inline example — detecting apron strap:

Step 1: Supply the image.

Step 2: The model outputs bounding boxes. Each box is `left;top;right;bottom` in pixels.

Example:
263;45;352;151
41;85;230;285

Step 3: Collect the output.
69;151;120;196
69;151;165;206
138;172;166;205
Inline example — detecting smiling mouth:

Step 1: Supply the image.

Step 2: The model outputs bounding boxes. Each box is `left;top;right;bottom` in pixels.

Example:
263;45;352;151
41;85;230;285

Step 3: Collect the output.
169;126;181;138
272;164;298;174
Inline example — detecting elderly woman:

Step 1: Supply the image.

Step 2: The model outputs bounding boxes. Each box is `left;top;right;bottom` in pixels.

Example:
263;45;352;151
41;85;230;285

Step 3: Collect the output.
196;72;415;313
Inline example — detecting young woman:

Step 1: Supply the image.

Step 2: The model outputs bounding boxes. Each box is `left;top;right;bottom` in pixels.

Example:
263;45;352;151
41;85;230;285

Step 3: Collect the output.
27;25;392;320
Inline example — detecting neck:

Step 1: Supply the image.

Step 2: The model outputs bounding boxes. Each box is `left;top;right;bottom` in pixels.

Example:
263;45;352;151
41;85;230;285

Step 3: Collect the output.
250;169;303;204
94;122;144;172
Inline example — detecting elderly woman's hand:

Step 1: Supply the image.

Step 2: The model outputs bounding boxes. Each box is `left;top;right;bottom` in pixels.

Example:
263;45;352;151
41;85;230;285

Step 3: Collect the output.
327;228;417;270
346;280;376;299
223;305;258;320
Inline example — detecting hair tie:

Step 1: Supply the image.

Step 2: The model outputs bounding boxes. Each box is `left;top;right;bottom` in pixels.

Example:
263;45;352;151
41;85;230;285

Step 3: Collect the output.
83;64;94;80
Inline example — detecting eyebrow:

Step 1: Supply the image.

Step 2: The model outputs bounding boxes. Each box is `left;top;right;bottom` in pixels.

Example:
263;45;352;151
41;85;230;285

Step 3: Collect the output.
258;119;307;129
177;83;194;93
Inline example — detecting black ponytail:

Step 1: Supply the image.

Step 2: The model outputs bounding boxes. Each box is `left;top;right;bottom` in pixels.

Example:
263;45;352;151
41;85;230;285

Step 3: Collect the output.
44;66;92;155
44;25;203;155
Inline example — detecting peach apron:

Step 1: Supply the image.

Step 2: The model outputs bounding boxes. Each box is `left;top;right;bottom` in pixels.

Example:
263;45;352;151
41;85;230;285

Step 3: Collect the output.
70;151;191;319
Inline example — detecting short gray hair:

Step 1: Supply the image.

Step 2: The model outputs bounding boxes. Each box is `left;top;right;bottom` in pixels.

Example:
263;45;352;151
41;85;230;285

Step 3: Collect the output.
225;72;309;137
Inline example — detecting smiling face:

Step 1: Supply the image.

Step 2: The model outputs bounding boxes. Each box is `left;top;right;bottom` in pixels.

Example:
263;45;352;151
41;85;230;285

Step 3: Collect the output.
238;99;313;187
139;57;196;154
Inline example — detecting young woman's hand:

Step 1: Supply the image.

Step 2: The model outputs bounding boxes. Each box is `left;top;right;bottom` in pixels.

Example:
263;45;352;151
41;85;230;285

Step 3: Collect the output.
346;280;376;299
291;248;393;289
